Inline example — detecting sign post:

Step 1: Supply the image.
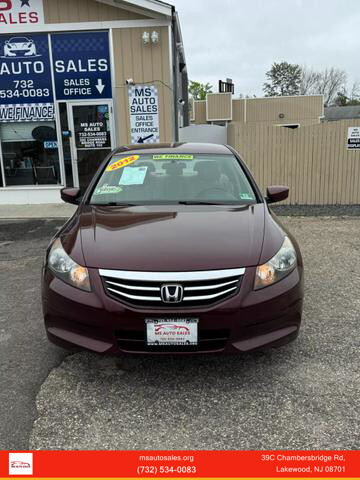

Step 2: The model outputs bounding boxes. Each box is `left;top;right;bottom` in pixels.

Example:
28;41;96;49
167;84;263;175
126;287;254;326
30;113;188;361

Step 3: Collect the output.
128;85;160;144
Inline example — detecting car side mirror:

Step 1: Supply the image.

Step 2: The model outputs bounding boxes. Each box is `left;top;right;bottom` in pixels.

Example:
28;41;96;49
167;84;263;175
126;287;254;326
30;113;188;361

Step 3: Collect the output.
266;185;289;204
61;187;81;205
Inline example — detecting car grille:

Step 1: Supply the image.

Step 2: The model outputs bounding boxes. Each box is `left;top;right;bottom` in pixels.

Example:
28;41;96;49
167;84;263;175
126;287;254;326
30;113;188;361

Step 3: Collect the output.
99;268;245;309
115;328;230;352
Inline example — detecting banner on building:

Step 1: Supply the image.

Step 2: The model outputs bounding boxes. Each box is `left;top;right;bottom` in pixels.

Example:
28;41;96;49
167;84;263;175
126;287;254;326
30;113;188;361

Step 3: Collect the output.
128;85;160;144
51;31;112;101
0;0;44;30
0;32;54;122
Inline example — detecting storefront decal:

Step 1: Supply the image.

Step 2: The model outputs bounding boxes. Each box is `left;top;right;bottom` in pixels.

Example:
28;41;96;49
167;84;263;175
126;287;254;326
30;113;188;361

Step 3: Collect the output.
0;103;54;122
347;127;360;149
106;155;139;171
0;0;44;29
51;32;112;101
75;119;110;149
128;85;160;144
44;140;58;149
0;32;54;122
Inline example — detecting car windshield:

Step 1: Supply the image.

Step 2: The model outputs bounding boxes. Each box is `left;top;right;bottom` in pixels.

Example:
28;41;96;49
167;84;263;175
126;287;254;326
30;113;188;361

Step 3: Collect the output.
89;153;257;205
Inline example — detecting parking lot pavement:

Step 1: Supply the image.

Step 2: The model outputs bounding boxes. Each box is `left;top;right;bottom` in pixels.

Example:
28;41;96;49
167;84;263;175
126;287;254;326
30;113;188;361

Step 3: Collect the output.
0;219;68;450
26;216;359;450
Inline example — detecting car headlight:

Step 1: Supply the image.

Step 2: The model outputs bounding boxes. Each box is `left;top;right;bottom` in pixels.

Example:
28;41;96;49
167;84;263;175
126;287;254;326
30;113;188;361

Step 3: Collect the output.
255;236;297;290
47;238;91;292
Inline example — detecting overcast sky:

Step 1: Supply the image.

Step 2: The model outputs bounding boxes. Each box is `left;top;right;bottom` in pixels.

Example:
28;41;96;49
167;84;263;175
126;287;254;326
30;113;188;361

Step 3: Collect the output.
175;0;360;97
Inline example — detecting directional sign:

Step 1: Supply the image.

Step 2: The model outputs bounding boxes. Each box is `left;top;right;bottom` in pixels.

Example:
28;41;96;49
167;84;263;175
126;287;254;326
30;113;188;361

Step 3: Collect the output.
51;32;112;101
128;85;160;144
0;32;54;122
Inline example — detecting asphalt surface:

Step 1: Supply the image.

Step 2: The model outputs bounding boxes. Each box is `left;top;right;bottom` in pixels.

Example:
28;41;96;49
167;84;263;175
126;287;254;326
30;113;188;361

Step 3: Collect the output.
0;215;359;450
0;219;68;450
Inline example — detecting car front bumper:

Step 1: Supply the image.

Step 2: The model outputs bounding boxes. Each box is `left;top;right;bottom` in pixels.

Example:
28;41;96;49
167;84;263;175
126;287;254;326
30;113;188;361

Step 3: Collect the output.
42;265;303;355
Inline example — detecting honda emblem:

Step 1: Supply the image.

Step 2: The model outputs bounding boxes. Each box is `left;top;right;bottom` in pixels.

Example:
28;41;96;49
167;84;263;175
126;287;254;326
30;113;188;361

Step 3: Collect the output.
160;284;184;303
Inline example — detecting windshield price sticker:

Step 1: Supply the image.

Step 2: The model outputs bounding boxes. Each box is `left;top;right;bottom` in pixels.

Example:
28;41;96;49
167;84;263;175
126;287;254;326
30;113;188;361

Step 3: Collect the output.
119;166;147;185
128;85;160;144
106;155;139;172
51;32;112;100
0;32;54;122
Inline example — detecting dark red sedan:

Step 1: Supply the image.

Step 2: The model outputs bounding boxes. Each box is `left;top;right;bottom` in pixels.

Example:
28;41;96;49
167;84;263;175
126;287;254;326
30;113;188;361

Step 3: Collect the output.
42;143;303;354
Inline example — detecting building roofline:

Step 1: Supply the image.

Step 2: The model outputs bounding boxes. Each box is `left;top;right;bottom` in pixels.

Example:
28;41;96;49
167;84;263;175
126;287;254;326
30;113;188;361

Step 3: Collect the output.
96;0;173;17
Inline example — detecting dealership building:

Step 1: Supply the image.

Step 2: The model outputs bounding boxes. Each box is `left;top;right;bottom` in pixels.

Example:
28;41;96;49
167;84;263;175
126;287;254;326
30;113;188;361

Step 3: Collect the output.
0;0;188;204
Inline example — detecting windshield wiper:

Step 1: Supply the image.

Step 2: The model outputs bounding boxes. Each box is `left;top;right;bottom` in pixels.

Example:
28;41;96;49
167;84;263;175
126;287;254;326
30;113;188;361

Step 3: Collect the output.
177;201;230;205
92;202;139;207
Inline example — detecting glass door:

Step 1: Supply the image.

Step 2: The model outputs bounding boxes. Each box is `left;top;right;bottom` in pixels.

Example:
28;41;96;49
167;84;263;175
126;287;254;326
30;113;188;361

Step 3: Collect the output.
68;102;114;192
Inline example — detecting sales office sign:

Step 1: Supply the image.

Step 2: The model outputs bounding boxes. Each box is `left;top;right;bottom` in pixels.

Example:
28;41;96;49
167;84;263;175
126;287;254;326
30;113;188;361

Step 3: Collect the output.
0;0;44;28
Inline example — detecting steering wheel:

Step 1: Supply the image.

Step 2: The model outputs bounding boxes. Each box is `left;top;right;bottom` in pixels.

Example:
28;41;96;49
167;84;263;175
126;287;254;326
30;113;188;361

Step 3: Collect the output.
195;187;237;200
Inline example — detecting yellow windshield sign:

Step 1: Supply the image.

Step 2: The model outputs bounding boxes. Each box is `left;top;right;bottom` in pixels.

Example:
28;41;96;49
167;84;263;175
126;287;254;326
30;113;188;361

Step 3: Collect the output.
106;155;139;171
152;154;194;160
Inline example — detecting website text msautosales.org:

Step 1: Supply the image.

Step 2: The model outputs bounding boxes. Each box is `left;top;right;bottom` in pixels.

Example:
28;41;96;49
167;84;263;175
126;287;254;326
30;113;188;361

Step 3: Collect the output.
139;455;194;463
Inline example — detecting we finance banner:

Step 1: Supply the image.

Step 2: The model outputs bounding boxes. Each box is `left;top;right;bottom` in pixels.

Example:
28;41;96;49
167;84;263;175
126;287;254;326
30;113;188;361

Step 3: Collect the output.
0;450;359;478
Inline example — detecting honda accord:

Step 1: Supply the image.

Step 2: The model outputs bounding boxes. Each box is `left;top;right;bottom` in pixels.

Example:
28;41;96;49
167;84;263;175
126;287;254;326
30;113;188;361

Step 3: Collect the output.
42;143;303;354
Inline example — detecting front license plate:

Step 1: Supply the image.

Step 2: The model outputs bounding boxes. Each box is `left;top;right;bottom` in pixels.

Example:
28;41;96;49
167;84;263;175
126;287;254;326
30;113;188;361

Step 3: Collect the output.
145;318;198;346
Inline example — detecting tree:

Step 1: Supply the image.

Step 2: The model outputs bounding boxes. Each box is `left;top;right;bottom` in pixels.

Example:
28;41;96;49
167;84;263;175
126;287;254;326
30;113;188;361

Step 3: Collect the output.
188;81;213;100
333;82;360;106
296;65;348;106
313;67;347;106
300;67;321;95
263;62;301;97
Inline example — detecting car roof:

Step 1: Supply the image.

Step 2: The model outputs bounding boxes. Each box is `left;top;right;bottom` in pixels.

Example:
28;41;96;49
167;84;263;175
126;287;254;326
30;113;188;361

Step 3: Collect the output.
112;142;232;156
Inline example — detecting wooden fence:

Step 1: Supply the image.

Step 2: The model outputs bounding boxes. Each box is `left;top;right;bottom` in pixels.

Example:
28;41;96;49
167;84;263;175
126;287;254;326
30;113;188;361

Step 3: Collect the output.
227;120;360;204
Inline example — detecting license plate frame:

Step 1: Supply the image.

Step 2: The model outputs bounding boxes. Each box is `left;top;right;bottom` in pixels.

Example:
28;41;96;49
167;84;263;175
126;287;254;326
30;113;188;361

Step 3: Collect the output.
145;318;198;346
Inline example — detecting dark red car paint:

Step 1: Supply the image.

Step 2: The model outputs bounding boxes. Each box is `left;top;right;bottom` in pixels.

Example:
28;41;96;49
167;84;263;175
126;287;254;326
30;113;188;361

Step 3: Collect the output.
42;143;304;354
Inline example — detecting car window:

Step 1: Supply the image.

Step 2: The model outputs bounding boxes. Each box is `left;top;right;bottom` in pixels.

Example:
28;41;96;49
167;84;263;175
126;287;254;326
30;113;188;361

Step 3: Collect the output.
89;153;257;205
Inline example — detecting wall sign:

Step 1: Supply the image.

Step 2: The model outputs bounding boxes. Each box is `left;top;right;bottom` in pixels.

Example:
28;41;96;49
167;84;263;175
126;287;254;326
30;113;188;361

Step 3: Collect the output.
0;0;44;29
128;85;160;144
51;32;112;101
0;33;54;122
347;127;360;149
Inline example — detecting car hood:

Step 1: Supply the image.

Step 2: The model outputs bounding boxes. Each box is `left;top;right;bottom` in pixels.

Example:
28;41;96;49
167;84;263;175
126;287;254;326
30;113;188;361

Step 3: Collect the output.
76;204;268;271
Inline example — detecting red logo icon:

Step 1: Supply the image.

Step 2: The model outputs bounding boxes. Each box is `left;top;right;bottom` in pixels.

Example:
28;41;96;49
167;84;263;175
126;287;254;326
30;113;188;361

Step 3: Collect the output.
11;461;31;468
155;324;190;333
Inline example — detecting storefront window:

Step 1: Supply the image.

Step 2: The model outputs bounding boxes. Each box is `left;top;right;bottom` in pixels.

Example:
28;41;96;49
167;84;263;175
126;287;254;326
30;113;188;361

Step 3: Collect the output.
0;122;61;187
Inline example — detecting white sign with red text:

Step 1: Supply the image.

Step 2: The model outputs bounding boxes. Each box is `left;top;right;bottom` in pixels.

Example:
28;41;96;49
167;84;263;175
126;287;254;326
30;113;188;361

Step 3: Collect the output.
9;453;33;475
0;0;44;29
